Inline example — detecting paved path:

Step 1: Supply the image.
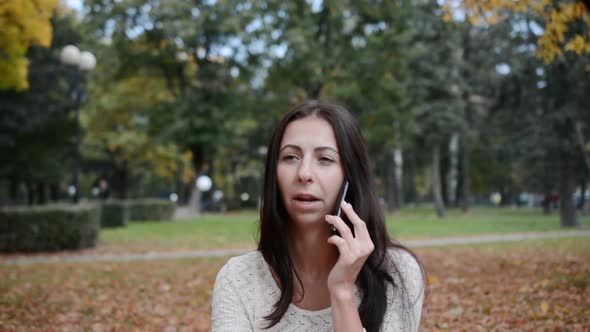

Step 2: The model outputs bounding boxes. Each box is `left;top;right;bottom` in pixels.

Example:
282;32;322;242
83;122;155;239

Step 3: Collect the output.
2;230;589;266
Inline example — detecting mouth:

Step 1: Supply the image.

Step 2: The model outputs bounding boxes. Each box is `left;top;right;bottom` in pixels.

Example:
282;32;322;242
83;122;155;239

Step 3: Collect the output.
291;193;322;210
293;193;320;203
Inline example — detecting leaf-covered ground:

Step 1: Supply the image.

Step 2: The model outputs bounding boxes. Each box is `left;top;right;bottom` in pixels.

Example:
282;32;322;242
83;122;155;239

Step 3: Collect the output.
0;238;588;331
420;239;590;331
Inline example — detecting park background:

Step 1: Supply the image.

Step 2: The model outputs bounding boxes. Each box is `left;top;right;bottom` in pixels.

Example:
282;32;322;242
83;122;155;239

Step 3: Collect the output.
1;0;590;331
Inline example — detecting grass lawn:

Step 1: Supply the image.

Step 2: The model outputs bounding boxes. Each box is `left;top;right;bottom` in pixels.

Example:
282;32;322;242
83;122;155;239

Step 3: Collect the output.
94;207;590;253
1;238;588;331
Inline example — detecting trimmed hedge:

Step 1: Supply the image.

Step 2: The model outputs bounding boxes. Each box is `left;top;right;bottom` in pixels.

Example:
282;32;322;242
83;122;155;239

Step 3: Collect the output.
100;200;129;228
0;204;100;252
127;199;175;222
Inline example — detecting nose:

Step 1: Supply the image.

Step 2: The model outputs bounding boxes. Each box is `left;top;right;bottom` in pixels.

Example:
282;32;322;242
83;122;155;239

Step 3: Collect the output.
297;158;313;183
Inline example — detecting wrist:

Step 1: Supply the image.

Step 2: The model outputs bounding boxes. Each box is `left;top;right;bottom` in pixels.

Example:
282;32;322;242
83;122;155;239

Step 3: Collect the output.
328;284;356;302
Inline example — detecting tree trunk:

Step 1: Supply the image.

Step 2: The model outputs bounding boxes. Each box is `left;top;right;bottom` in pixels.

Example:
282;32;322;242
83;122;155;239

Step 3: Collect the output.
440;149;449;207
448;132;460;207
558;149;579;227
385;149;399;213
25;180;34;206
187;145;206;214
394;148;404;209
404;150;418;206
461;128;472;212
50;183;59;202
385;152;397;213
36;182;47;205
112;166;129;199
9;178;18;205
432;143;446;218
542;152;553;214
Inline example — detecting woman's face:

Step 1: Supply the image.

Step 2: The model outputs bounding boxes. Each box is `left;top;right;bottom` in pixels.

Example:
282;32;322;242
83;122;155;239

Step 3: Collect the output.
277;116;345;227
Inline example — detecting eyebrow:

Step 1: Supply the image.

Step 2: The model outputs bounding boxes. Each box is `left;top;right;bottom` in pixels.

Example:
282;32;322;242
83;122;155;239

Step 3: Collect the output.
279;144;339;154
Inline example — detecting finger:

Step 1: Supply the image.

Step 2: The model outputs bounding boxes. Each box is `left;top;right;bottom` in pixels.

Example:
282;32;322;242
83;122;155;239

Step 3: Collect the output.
327;235;350;255
341;202;370;241
325;214;354;241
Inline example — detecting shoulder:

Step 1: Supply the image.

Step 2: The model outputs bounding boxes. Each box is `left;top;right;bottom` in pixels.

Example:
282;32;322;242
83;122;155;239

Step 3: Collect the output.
216;251;264;281
386;247;423;278
212;251;266;313
212;251;266;330
385;246;425;302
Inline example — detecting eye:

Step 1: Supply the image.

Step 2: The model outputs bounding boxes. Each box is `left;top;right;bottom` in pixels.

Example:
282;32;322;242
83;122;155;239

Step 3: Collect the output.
319;156;336;164
281;154;298;161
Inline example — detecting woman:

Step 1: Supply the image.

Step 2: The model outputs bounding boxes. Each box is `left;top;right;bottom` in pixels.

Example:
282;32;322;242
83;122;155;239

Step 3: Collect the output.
212;100;426;331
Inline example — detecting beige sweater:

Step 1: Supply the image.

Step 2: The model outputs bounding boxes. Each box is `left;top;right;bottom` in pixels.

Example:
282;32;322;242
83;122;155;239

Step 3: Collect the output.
211;248;424;332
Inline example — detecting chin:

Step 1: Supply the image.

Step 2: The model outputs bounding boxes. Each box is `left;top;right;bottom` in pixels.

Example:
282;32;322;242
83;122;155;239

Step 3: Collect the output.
289;211;326;227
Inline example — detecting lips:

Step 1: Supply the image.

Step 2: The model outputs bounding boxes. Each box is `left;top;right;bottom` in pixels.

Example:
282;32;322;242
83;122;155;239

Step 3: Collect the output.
292;193;321;210
293;193;320;202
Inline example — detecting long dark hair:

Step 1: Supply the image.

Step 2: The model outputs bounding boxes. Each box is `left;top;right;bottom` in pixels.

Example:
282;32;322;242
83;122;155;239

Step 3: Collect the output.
258;100;424;331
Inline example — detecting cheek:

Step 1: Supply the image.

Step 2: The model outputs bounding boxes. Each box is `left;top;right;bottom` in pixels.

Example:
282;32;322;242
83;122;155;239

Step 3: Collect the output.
276;166;290;195
324;173;345;205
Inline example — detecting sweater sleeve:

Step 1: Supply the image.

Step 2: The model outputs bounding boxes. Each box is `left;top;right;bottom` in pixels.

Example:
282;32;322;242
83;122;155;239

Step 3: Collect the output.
211;260;253;332
382;249;426;332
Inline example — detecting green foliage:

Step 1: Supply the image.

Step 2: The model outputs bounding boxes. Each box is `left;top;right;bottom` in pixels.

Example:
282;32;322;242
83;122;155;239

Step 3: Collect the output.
0;13;82;192
100;200;129;228
0;204;100;252
405;2;465;144
127;199;175;222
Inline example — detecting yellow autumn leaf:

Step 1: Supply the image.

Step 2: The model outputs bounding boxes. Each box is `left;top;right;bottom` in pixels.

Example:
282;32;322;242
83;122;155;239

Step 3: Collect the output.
442;0;589;64
428;275;440;285
540;301;549;314
565;35;586;54
0;0;59;91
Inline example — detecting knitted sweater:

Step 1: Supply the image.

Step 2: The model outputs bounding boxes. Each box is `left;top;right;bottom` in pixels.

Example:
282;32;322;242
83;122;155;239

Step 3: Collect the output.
211;248;424;331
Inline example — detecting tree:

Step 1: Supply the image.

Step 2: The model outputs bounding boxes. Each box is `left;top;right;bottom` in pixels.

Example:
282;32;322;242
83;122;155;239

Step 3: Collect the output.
83;0;266;207
480;7;590;226
0;0;59;91
404;1;465;218
83;72;194;199
0;12;82;205
443;0;590;64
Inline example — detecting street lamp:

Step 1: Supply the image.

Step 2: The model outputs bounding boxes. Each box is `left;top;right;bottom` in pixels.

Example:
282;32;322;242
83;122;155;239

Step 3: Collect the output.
60;45;96;203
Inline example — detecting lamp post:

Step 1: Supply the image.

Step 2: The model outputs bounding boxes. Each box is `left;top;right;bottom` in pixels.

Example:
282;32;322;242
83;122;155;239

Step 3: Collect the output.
60;45;96;203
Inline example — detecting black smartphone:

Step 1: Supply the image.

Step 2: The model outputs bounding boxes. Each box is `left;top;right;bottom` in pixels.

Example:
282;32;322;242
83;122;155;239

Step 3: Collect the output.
330;180;350;236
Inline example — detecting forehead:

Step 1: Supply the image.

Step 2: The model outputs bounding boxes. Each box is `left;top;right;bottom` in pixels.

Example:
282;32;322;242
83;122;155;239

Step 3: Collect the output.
280;116;338;149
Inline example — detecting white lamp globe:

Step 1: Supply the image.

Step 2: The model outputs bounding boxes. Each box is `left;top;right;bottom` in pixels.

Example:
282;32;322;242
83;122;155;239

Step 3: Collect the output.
196;175;213;192
67;185;77;196
240;192;250;201
176;51;188;62
79;51;96;70
213;190;224;202
490;192;502;206
60;45;80;65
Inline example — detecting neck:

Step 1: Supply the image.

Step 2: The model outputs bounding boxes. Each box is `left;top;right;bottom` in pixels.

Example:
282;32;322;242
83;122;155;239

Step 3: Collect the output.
288;220;339;279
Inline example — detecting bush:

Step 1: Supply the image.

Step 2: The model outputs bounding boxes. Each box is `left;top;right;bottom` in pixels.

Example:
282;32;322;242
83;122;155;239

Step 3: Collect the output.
0;204;101;252
101;200;129;228
127;198;175;222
